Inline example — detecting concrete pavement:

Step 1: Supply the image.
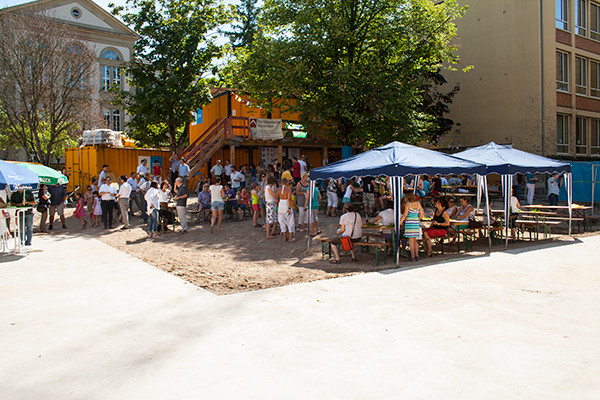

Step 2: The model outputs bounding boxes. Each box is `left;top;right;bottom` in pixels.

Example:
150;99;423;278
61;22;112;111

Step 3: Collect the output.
1;234;599;399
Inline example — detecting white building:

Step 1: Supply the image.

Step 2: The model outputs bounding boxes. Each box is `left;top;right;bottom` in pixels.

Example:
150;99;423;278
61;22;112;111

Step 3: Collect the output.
4;0;139;131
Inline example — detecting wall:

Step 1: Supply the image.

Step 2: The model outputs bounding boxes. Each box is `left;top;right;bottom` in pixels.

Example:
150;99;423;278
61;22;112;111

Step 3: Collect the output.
444;0;546;154
65;147;172;192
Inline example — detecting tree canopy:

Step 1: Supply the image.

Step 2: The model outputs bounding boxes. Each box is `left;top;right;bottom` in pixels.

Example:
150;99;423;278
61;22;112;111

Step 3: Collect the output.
228;0;467;147
0;12;96;164
111;0;228;152
223;0;261;49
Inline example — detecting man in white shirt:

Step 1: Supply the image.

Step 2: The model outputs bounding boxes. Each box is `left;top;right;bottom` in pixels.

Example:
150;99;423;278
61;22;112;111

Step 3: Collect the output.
298;156;307;174
178;158;190;185
230;165;243;193
224;159;232;184
99;164;108;182
99;176;118;229
117;175;132;229
210;159;224;180
137;159;148;177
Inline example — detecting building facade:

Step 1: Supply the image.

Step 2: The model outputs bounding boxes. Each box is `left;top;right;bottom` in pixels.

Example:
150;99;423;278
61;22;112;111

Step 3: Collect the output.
4;0;138;132
444;0;600;157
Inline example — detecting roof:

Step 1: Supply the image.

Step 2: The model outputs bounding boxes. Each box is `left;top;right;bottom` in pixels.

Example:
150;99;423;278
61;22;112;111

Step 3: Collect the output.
453;142;572;174
309;141;487;180
2;0;139;40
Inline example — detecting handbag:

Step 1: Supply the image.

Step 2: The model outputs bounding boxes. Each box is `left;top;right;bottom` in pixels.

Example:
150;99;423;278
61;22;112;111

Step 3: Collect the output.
340;213;357;251
37;204;47;213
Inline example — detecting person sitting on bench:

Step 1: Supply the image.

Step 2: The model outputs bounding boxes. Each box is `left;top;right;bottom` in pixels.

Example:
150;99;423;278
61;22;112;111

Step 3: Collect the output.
329;204;363;264
422;198;450;257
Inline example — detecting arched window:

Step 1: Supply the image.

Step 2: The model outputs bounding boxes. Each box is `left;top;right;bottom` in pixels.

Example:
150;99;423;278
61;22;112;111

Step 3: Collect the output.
101;50;120;61
100;48;122;91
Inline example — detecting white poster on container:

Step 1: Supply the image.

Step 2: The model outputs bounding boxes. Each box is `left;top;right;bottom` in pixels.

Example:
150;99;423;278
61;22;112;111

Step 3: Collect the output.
249;118;283;140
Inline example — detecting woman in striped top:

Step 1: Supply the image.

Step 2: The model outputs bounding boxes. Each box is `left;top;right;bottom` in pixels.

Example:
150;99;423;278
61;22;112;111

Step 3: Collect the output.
400;192;424;262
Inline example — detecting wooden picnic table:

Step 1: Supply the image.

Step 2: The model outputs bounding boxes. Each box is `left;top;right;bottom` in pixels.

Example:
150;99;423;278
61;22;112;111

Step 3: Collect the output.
521;204;593;231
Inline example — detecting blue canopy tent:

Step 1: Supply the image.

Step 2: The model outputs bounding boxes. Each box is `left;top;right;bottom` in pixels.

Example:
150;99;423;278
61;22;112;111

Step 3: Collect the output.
308;142;488;263
454;142;573;242
0;159;39;191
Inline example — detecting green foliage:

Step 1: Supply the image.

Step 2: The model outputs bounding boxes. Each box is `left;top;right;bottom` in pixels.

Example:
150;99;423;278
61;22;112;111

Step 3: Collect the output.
110;0;228;151
223;0;261;49
229;0;467;147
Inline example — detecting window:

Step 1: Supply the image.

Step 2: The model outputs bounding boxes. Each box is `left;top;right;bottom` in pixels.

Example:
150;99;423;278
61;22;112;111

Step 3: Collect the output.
577;0;588;35
557;0;569;30
103;109;122;131
576;116;588;154
71;7;81;19
112;109;121;131
576;56;588;94
557;114;570;154
592;119;600;154
592;2;600;39
557;51;570;91
100;49;122;91
591;60;600;96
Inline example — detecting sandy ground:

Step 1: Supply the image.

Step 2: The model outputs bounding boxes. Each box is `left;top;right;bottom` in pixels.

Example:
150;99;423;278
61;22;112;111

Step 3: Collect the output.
32;201;596;295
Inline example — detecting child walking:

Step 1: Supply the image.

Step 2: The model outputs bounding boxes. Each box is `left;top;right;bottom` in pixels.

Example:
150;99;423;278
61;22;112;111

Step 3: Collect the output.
73;192;88;229
92;191;102;227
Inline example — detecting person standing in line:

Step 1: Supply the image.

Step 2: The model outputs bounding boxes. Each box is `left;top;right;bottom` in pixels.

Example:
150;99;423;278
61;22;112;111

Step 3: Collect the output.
127;172;139;215
92;191;102;226
295;173;310;231
90;178;99;194
526;172;537;205
326;178;341;218
178;158;190;186
170;153;180;184
117;175;132;230
98;176;118;229
137;174;150;223
210;159;224;182
277;178;295;242
84;185;94;217
230;165;243;193
145;181;160;239
98;164;108;182
298;156;308;175
264;175;279;239
209;177;225;233
547;173;563;206
137;159;148;178
173;177;188;233
153;160;162;183
37;184;51;232
291;157;301;184
47;182;67;230
224;159;232;185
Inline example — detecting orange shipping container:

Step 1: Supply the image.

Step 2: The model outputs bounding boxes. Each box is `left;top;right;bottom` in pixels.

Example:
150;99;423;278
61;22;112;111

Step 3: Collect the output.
65;146;172;192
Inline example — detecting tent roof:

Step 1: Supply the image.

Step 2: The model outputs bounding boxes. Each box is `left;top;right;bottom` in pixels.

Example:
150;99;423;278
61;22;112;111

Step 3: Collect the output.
453;142;571;174
309;141;487;180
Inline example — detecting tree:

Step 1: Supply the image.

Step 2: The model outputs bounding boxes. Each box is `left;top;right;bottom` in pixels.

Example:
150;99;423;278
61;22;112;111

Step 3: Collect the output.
0;12;97;164
111;0;229;152
230;0;467;147
223;0;261;49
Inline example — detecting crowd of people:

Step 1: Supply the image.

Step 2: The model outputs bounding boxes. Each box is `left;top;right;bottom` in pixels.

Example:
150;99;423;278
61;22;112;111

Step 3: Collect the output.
2;151;566;258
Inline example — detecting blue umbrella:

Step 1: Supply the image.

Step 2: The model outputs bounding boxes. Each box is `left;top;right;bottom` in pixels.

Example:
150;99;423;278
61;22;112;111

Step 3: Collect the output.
0;159;39;190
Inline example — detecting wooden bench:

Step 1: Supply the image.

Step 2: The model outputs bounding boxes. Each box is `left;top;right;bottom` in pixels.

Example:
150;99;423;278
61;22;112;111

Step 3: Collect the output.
317;237;391;266
515;219;562;240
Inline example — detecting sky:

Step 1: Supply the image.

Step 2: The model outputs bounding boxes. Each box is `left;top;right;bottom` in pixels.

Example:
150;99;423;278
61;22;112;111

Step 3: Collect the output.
0;0;127;12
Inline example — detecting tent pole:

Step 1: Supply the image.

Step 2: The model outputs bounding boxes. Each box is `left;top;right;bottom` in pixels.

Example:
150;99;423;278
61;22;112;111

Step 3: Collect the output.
567;173;573;236
307;180;314;251
484;178;492;250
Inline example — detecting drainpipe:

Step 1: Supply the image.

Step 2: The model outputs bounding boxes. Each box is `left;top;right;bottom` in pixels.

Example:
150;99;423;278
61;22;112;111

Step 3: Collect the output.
540;0;546;156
